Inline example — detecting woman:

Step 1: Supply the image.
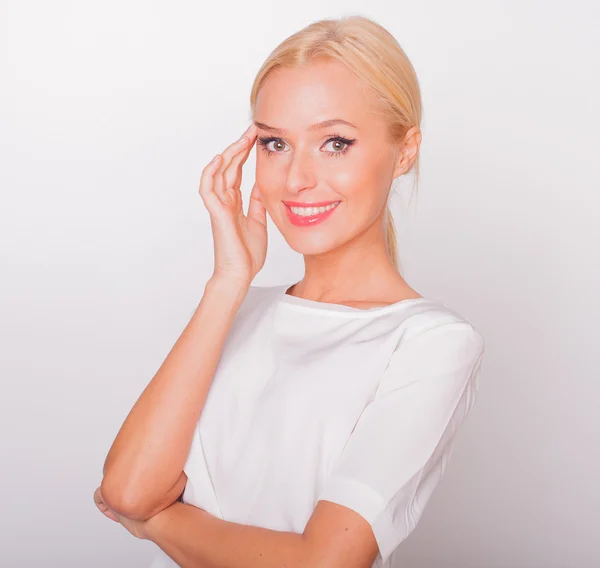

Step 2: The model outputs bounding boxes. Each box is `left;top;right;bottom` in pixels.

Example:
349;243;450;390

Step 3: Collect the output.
95;15;485;568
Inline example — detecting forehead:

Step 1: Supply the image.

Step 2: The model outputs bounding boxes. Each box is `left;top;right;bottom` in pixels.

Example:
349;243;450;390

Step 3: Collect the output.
254;59;379;130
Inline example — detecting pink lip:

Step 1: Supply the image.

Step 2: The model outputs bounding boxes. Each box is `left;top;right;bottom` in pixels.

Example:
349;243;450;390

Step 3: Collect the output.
284;201;341;227
283;200;339;207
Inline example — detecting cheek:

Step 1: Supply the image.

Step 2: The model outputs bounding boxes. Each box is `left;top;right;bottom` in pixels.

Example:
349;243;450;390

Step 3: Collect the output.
255;148;286;172
331;154;386;204
330;167;362;199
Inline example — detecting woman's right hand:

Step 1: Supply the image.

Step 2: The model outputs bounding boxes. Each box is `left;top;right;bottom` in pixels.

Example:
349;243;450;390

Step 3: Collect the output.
198;123;267;287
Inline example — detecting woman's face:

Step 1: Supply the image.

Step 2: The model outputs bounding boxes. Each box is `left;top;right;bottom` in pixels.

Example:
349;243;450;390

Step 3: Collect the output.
253;58;407;257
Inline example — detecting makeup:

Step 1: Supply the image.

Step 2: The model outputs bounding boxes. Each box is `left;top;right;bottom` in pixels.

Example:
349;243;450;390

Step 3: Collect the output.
283;201;341;226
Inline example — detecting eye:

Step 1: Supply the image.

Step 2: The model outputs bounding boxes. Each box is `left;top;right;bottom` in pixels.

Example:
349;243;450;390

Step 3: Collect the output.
257;137;289;156
256;134;357;158
322;136;356;157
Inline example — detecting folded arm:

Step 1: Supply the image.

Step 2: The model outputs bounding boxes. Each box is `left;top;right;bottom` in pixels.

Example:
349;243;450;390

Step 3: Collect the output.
144;499;379;568
100;277;249;520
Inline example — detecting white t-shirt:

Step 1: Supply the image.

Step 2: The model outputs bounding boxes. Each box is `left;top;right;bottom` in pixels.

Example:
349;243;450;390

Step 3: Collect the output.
150;283;485;568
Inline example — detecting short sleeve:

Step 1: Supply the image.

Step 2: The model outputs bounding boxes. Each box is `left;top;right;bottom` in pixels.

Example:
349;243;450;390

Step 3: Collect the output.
317;322;485;564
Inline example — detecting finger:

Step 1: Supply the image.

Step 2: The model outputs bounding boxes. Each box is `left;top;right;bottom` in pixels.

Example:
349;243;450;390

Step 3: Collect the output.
247;181;267;227
198;154;224;212
214;124;257;203
102;507;121;523
213;141;247;204
93;486;121;522
221;137;255;208
223;125;258;192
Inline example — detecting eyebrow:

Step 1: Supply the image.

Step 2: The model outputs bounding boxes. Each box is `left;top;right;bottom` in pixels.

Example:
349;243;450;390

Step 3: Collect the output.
253;119;357;134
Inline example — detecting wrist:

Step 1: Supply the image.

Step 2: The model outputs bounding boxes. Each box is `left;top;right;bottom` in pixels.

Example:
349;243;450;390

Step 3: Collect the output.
142;501;179;542
206;274;252;297
142;509;164;543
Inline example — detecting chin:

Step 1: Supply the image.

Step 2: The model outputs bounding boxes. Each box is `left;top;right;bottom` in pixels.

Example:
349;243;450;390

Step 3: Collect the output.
283;235;346;257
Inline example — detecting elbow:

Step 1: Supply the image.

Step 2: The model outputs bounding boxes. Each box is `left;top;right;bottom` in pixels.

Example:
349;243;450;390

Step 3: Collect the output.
100;475;153;521
100;470;188;522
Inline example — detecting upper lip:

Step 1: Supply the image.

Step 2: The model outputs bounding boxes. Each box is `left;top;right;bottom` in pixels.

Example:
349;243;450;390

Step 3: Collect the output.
283;200;341;207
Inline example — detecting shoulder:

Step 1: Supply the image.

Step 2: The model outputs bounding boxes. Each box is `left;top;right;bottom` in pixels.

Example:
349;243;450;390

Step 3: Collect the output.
394;299;484;350
379;302;485;387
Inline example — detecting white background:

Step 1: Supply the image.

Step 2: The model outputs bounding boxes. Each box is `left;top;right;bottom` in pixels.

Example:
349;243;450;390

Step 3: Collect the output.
1;1;598;566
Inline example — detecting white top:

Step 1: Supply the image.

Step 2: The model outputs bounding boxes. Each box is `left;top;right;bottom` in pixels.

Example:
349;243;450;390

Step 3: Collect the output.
150;283;485;568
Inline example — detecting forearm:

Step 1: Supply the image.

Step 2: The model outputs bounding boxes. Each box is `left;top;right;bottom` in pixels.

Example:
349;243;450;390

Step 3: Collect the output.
101;276;250;518
145;502;309;568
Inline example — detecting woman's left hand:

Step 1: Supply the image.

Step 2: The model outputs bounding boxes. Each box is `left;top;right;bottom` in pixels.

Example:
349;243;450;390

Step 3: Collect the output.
93;485;149;540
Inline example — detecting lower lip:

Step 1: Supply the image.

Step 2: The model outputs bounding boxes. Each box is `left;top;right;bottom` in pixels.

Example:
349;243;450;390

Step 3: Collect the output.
284;202;341;226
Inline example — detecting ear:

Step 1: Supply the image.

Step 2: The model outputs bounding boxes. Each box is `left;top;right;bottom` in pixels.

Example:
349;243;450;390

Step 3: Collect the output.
391;126;422;179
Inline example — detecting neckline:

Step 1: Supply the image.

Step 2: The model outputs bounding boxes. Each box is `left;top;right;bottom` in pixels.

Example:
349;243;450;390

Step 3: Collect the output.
276;283;433;316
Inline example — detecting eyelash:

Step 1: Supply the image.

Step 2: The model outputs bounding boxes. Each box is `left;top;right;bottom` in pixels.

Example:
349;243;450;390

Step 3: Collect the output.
257;134;357;158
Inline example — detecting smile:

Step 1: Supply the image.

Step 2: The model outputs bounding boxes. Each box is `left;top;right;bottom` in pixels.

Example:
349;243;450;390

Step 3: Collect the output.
284;201;341;227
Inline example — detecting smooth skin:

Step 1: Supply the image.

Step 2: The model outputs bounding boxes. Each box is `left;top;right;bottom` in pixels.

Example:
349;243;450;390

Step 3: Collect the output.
95;124;266;524
254;57;423;308
95;57;422;567
200;123;268;285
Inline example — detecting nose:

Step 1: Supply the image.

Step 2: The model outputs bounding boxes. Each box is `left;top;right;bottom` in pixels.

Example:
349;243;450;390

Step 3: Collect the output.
285;148;318;195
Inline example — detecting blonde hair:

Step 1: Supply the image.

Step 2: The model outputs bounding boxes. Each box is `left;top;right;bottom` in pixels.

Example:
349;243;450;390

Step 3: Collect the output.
249;15;422;273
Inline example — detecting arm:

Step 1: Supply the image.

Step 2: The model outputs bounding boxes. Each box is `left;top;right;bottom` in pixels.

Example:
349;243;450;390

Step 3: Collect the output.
144;502;307;568
101;275;250;520
143;500;378;568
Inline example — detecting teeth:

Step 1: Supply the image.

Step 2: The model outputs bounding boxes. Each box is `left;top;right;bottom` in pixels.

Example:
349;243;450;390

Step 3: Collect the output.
290;202;339;216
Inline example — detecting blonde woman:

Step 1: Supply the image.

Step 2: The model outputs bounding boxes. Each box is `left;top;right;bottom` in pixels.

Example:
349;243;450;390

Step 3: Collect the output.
95;15;485;568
